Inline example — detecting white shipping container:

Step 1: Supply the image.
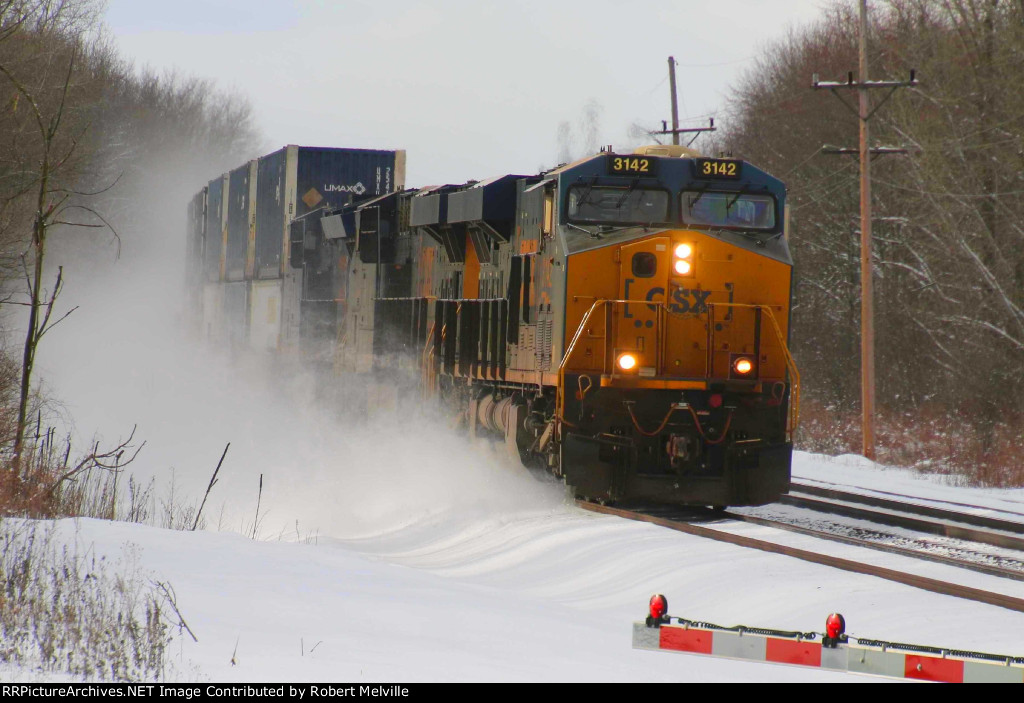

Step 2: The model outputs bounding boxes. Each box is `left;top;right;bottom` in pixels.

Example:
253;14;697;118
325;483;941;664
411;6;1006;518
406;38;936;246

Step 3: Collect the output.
249;279;283;351
202;284;224;343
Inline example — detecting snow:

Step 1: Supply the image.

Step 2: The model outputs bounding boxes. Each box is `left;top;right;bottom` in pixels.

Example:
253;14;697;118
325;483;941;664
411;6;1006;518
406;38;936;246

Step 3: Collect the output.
6;449;1024;683
793;452;1024;518
26;219;1020;682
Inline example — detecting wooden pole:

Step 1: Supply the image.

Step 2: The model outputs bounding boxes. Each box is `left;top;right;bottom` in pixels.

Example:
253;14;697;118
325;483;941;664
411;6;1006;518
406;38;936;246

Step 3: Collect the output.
668;56;680;146
858;0;876;460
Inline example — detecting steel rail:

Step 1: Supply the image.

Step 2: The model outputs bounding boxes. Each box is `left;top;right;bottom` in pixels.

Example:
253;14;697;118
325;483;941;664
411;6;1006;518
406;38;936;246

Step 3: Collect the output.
730;510;1024;582
791;477;1024;518
789;482;1024;533
577;500;1024;614
780;492;1024;552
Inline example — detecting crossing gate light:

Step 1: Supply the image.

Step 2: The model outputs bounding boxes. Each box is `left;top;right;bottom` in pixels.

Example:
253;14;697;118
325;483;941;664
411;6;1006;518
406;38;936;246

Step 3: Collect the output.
647;594;669;626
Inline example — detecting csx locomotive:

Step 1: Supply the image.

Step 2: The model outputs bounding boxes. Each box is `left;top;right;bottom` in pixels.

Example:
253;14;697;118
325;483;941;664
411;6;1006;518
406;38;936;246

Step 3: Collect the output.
189;144;799;507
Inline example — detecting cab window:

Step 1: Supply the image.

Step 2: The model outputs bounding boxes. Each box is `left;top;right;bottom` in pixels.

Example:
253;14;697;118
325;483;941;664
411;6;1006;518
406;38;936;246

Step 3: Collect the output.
568;186;669;225
680;191;776;230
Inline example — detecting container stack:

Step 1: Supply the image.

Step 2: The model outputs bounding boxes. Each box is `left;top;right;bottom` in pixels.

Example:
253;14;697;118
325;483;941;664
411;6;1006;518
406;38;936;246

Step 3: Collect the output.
186;145;405;352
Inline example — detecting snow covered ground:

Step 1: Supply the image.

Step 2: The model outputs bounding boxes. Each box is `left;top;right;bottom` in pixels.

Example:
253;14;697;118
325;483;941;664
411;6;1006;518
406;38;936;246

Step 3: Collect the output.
792;452;1024;519
5;449;1024;683
19;300;1024;682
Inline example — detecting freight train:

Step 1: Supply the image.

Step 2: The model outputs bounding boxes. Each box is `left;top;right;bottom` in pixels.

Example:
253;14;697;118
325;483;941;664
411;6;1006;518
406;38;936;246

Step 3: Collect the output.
187;143;799;507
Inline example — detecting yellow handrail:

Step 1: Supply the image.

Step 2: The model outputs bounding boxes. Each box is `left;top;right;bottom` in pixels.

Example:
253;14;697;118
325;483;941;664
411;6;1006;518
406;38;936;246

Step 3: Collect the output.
420;320;437;400
708;302;800;440
557;298;650;421
332;322;349;378
556;299;800;440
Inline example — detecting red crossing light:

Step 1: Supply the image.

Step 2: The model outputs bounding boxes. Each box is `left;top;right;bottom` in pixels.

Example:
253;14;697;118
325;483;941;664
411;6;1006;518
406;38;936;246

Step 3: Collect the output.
826;613;846;639
649;594;668;620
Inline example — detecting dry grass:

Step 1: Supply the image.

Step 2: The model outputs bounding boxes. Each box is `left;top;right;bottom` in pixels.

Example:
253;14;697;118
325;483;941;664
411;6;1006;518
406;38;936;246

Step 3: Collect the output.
797;399;1024;487
0;441;203;681
0;391;202;681
0;427;148;520
0;520;173;681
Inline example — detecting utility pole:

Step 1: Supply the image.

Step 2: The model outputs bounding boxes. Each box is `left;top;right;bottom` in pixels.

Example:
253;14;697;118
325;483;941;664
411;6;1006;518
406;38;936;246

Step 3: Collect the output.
812;0;916;461
653;56;716;146
668;56;680;145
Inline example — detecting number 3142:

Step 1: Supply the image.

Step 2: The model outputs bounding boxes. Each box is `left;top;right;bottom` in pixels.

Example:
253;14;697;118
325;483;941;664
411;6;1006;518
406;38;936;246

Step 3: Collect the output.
702;161;737;176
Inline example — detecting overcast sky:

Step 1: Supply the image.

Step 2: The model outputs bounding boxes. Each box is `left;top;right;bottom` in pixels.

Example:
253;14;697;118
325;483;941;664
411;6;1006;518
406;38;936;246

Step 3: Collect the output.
104;0;832;186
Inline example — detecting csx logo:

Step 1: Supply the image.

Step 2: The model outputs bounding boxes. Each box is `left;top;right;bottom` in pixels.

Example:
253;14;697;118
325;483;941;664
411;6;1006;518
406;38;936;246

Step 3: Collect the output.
668;287;713;314
623;279;728;316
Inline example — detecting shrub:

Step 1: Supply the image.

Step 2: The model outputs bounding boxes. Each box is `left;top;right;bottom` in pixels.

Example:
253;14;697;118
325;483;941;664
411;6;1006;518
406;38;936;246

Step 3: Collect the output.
796;398;1024;487
0;520;173;681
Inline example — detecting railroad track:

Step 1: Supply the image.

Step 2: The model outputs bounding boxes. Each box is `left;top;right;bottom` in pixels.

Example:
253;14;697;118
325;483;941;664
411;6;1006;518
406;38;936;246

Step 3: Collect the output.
708;482;1024;582
730;504;1024;582
785;482;1024;551
791;478;1024;517
577;500;1024;614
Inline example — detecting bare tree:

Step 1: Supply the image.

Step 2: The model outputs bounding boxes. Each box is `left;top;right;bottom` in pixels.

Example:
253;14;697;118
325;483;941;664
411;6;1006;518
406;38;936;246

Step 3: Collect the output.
721;0;1024;475
554;99;605;163
0;8;105;469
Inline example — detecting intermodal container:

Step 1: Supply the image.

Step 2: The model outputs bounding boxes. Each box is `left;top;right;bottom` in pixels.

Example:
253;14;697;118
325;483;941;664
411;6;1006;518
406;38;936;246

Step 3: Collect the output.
255;145;406;280
225;161;256;281
204;174;227;282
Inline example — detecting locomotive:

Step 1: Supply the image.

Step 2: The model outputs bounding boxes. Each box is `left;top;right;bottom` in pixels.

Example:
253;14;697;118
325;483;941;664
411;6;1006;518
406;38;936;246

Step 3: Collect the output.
189;144;799;507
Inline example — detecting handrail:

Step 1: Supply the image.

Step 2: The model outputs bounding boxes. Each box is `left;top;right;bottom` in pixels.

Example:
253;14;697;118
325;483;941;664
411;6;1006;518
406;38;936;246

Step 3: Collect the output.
708;302;800;439
557;298;651;421
557;299;800;440
332;321;349;377
420;320;437;400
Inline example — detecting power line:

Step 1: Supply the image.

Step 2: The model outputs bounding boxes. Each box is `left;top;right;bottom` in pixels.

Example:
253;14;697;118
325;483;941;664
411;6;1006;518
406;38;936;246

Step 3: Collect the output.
674;56;755;68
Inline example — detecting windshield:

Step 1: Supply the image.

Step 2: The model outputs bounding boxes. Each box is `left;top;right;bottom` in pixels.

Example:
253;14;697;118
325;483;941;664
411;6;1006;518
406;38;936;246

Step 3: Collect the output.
568;186;669;225
681;191;776;230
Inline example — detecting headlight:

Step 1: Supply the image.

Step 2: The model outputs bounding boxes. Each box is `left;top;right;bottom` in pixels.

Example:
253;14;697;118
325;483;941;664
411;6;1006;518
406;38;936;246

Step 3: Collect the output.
733;357;753;375
673;242;694;276
617;353;638;371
